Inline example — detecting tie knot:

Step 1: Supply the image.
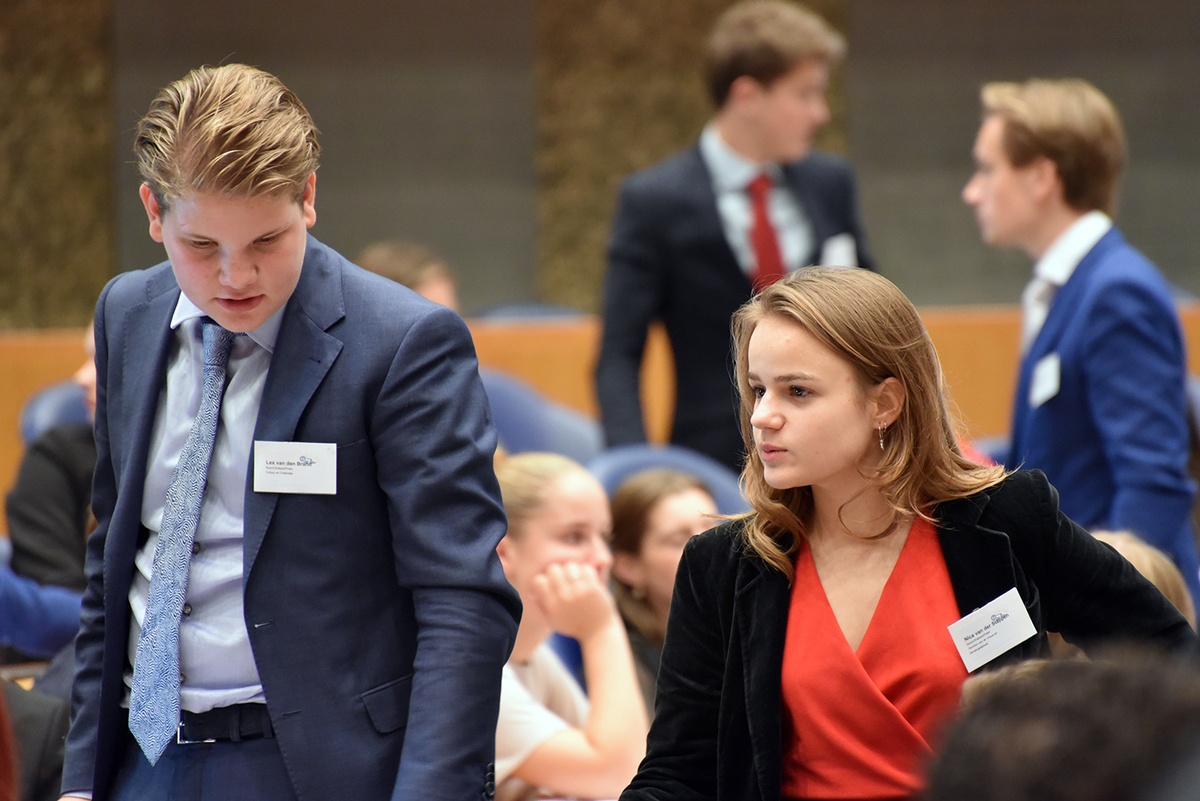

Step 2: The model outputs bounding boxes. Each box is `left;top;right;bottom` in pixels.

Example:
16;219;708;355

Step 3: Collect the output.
200;318;237;368
747;172;773;199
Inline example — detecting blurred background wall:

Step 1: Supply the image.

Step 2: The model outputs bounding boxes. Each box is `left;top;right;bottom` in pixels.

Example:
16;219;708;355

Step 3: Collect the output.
1;0;1197;323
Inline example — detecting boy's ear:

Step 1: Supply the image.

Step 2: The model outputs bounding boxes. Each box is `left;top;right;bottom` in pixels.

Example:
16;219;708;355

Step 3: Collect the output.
139;184;165;243
301;172;317;229
727;74;766;108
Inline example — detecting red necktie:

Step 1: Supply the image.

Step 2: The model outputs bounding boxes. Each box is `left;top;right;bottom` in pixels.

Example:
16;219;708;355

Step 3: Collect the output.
747;172;786;291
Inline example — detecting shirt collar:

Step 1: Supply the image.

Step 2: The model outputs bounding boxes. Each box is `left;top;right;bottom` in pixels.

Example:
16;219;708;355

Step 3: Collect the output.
699;124;784;192
1032;210;1112;287
170;293;286;354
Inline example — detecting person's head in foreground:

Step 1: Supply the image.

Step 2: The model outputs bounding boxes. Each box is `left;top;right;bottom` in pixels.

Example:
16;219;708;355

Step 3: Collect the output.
134;63;320;333
926;652;1200;801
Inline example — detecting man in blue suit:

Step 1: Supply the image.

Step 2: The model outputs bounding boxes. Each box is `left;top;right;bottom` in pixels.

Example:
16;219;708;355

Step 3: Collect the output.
59;64;519;800
963;77;1200;601
595;0;874;474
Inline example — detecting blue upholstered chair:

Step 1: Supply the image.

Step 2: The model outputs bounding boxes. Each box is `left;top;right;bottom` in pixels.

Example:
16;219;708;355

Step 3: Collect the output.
19;380;89;445
479;369;603;464
585;443;749;516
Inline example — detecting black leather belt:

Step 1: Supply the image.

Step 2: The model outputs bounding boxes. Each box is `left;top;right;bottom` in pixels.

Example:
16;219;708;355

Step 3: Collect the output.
176;703;273;744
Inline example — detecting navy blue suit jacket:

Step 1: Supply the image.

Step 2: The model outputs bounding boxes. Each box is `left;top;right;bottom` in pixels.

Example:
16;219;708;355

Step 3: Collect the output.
1008;227;1200;600
596;144;873;472
62;236;520;800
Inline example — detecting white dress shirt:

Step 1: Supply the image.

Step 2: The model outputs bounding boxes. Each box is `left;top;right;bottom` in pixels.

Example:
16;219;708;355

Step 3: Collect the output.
699;125;813;277
1021;210;1113;352
125;294;286;713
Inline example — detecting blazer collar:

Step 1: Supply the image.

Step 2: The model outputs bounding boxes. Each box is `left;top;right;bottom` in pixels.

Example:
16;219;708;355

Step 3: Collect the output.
242;235;346;575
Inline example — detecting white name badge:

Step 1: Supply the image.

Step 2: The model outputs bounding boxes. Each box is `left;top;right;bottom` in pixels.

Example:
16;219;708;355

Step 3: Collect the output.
818;233;858;267
1029;352;1061;409
253;441;337;495
947;587;1037;672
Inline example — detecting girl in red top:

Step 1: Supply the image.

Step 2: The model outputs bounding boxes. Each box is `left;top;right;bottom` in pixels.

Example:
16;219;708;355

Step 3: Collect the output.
619;265;1195;801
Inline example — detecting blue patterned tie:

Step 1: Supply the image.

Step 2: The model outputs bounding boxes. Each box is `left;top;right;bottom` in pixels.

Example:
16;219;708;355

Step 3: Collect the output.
129;318;237;764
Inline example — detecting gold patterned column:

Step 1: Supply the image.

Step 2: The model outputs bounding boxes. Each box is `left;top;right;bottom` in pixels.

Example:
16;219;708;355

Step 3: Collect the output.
0;0;114;327
533;0;848;311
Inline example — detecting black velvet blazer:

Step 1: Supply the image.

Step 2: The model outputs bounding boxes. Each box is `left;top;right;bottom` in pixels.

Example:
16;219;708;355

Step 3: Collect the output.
619;470;1197;801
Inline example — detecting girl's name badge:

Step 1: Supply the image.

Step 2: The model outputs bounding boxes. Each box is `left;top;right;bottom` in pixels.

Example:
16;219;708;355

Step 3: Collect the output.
947;587;1037;672
254;441;337;494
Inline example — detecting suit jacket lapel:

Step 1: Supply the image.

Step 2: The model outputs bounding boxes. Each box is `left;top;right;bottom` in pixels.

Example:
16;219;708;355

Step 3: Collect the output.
685;146;752;290
1011;230;1119;459
1027;230;1117;362
107;268;179;567
782;160;827;265
242;237;345;577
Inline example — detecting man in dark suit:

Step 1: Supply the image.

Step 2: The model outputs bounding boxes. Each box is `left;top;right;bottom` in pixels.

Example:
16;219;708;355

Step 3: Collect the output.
962;78;1200;601
596;0;874;473
60;64;519;801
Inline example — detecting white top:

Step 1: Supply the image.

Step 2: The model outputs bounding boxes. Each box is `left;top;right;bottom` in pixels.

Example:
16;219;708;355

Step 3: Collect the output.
496;642;590;801
699;124;813;276
125;293;286;713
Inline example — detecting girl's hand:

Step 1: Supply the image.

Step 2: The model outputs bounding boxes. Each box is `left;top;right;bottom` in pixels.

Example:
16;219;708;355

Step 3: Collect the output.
530;561;618;643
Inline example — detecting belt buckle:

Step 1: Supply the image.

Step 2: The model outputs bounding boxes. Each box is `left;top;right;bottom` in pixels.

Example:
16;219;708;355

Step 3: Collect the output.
176;722;217;745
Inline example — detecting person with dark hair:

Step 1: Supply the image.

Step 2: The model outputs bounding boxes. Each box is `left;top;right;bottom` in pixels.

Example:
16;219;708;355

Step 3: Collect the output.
7;328;97;594
596;0;873;473
962;78;1200;601
926;654;1200;801
620;266;1194;801
608;468;717;713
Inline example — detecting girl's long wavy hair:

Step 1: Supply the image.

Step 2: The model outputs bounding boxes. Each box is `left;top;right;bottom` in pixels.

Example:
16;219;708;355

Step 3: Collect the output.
732;266;1005;581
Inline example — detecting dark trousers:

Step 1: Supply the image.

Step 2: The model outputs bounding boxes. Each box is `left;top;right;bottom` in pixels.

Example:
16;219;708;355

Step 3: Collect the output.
111;736;297;801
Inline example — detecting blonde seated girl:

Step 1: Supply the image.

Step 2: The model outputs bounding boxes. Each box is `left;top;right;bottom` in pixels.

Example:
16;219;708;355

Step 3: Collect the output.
495;453;648;801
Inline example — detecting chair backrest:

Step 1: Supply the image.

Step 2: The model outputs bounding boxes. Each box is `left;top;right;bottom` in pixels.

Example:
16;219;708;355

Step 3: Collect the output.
585;443;749;516
19;380;89;445
479;369;603;464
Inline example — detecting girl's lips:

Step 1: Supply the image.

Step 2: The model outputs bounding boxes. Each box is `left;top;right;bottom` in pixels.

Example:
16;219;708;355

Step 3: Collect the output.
759;444;786;462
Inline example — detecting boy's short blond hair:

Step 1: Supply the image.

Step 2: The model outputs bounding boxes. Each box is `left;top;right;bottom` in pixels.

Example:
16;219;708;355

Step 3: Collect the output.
703;0;845;107
135;63;320;210
981;78;1125;216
